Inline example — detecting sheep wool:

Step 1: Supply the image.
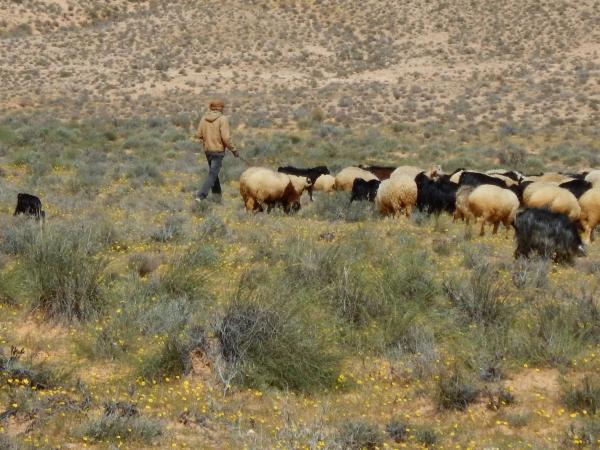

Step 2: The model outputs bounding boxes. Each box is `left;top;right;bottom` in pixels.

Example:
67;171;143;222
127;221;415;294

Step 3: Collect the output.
454;185;475;222
390;165;424;180
334;167;379;192
239;167;310;212
467;184;519;236
375;174;417;217
525;185;581;221
313;174;336;192
578;188;600;244
585;170;600;188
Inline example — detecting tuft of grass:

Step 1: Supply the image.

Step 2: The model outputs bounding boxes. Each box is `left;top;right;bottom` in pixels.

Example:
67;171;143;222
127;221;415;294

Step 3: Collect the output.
214;276;340;392
21;222;107;322
385;419;409;443
0;345;68;390
436;369;479;411
78;411;163;445
336;420;383;450
444;263;512;326
563;376;600;415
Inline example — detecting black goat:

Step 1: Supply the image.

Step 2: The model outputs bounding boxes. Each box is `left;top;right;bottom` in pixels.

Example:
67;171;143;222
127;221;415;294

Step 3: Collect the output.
415;172;458;214
458;171;509;189
559;179;592;199
358;165;395;180
14;193;45;220
350;178;380;203
513;208;585;264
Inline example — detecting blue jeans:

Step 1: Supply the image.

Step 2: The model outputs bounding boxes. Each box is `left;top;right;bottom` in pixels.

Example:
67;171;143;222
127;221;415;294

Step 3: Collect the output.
197;152;224;198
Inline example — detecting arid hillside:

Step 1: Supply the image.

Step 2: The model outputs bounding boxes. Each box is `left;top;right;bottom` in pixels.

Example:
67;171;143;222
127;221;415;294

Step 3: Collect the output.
1;0;600;127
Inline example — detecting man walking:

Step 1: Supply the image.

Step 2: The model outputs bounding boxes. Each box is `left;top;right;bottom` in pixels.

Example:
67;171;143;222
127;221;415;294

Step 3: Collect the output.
195;99;238;202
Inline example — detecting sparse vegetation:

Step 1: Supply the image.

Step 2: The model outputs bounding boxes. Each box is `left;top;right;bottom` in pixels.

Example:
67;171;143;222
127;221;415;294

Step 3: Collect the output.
0;0;599;447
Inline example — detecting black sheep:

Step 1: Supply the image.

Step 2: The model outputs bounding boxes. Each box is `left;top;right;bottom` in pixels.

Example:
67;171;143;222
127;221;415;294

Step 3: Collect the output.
14;193;45;220
458;171;509;189
277;165;330;201
558;179;592;199
350;178;381;203
358;165;396;180
415;172;458;214
513;208;585;264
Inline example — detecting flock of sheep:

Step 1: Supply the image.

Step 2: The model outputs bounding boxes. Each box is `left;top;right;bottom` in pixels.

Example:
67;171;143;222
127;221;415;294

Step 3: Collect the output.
238;164;600;263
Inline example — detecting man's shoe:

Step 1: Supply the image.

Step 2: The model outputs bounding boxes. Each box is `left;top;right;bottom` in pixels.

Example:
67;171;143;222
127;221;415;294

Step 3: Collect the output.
195;195;207;203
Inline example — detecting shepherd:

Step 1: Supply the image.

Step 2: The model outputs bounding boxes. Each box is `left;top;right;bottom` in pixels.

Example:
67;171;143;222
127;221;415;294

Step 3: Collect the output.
194;99;239;202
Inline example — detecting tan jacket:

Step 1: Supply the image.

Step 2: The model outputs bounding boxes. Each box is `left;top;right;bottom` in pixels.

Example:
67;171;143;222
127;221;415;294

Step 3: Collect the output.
196;110;234;152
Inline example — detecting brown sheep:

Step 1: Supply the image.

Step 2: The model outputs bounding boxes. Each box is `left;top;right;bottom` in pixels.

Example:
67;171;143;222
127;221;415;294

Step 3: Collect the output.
524;185;581;221
466;184;520;236
239;167;311;213
578;188;600;244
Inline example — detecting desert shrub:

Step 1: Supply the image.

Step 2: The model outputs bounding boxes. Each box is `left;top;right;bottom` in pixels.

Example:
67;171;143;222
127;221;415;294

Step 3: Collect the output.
0;217;40;255
78;409;162;444
126;161;164;184
150;215;186;242
137;335;191;381
511;258;549;290
382;250;438;304
563;376;600;415
564;418;600;448
443;263;512;326
385;420;409;443
0;346;67;390
21;222;107;321
415;426;438;446
436;369;479;410
335;420;383;450
0;435;18;450
197;214;228;239
514;301;590;366
214;278;340;392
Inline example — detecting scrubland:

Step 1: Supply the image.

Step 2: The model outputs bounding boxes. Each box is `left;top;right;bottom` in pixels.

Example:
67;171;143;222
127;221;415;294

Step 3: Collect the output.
1;0;600;448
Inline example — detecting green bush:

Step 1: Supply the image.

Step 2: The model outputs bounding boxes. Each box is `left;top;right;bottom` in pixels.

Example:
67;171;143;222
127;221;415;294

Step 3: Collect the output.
79;412;163;444
214;277;340;392
444;263;512;326
22;222;107;321
336;420;383;450
436;369;479;411
563;376;600;415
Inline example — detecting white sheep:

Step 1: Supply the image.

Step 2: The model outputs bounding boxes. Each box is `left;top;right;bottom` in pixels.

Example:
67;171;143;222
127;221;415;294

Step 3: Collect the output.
375;174;417;217
578;188;600;244
390;164;442;181
334;167;379;192
466;184;520;236
585;170;600;187
524;185;581;221
239;167;311;213
313;174;336;192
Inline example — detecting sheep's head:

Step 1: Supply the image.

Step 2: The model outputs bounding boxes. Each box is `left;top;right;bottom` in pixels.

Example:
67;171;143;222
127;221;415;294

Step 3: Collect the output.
427;164;444;179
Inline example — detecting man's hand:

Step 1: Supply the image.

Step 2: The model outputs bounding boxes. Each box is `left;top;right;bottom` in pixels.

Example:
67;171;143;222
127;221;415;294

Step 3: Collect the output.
231;150;240;158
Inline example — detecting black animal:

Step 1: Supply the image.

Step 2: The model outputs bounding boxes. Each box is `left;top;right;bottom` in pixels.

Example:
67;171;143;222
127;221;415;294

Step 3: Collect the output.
415;172;458;214
277;166;329;200
494;171;523;182
560;171;588;180
358;165;396;180
350;178;380;203
513;208;585;264
558;179;592;199
14;193;45;219
458;171;509;189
